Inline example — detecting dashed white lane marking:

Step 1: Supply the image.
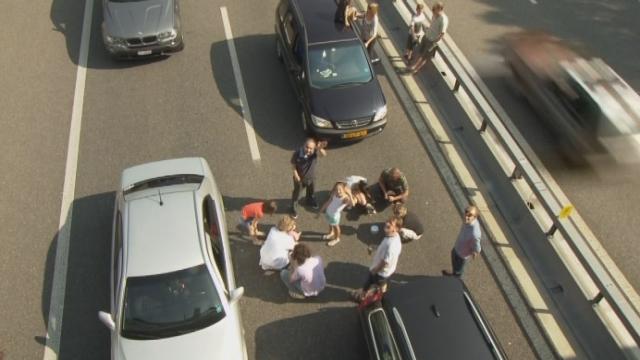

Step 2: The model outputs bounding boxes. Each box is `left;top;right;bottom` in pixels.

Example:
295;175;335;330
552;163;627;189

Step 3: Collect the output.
43;0;94;359
220;6;261;163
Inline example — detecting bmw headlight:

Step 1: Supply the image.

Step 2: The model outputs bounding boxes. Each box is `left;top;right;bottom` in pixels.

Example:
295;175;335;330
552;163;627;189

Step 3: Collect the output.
158;29;178;41
311;114;333;128
373;105;387;122
102;24;126;46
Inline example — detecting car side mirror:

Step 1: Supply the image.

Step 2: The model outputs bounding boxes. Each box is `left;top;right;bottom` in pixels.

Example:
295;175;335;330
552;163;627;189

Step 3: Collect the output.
229;286;245;304
98;311;116;331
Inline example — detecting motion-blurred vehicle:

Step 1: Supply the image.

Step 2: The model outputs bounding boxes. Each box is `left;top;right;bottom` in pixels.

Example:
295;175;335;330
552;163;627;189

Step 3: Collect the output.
98;158;247;360
274;0;388;142
102;0;184;58
504;31;640;163
358;276;507;360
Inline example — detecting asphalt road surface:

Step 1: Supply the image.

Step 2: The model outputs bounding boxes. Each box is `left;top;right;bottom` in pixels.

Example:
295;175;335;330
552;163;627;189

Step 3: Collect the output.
7;0;634;359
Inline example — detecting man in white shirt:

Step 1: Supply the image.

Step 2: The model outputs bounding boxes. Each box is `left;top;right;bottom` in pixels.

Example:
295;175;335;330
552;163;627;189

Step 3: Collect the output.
408;2;448;74
353;216;403;300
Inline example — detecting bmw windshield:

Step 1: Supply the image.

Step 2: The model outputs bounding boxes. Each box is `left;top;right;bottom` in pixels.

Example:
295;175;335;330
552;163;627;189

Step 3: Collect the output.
307;40;373;90
121;264;225;339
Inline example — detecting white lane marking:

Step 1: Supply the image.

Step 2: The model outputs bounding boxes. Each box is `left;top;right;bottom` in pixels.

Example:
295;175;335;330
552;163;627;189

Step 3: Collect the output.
43;0;93;359
220;6;261;163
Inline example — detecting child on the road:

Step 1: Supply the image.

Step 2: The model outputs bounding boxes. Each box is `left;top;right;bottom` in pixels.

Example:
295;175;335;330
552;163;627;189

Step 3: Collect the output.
240;200;277;245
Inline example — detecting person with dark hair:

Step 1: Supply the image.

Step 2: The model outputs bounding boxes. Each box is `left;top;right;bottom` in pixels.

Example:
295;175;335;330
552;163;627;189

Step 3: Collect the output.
290;138;328;219
392;204;424;242
240;200;278;245
352;216;403;301
280;243;326;299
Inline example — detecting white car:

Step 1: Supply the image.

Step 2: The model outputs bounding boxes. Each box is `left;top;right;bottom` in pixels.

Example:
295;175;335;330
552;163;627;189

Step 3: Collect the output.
98;157;247;360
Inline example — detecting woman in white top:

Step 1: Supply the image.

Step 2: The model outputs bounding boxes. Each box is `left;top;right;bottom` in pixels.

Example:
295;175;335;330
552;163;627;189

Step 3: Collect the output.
319;182;356;247
404;3;425;61
280;243;326;299
360;3;380;61
259;216;300;271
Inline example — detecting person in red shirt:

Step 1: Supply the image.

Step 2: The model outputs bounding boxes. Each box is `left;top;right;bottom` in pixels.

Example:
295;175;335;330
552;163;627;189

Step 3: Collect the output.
241;200;277;245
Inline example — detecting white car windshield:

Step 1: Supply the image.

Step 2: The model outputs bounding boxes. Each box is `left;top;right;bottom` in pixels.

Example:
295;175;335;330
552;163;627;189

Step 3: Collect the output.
121;264;225;339
307;41;373;90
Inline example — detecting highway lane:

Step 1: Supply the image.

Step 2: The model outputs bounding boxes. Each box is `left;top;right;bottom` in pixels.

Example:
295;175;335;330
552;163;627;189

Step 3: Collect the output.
0;0;84;359
53;1;536;360
438;0;640;297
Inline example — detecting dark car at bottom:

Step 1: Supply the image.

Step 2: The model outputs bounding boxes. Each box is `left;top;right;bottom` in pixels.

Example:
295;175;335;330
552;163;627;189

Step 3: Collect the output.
359;276;507;360
275;0;387;142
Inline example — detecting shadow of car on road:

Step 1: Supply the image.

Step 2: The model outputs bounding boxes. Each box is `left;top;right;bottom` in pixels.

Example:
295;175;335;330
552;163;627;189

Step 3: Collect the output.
40;191;114;360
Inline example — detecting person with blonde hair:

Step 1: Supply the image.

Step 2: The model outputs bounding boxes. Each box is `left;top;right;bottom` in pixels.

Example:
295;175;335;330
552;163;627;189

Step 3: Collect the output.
408;1;448;74
319;182;356;247
360;3;380;61
259;216;301;271
335;0;359;27
404;2;426;61
392;204;424;242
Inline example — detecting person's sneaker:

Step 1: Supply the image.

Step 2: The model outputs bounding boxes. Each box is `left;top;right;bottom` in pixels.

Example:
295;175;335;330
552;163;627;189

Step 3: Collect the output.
307;197;320;210
321;234;334;241
327;238;341;247
288;290;306;300
289;206;298;219
264;270;276;276
365;203;376;215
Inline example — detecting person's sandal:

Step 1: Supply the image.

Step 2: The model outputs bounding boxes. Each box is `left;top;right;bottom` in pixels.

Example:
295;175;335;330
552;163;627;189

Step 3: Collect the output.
321;234;334;241
327;238;341;247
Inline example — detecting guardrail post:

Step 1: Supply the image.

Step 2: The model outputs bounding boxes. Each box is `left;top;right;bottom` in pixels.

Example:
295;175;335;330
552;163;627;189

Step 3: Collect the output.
479;119;488;133
591;292;605;305
546;223;557;237
453;79;461;92
509;165;522;180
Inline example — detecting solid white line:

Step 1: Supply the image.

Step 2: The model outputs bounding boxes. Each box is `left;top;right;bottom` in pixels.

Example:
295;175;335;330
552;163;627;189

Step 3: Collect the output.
43;0;93;359
220;6;261;163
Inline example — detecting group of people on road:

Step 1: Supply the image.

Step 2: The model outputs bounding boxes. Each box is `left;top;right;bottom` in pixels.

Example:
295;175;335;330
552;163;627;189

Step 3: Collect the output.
239;137;483;301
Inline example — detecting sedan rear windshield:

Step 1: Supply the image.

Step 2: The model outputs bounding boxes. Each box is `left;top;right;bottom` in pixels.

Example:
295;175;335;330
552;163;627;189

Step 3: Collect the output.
307;41;373;90
121;264;225;339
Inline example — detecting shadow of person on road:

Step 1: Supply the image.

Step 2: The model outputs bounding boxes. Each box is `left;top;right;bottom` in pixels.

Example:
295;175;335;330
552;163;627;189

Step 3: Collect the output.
254;306;368;360
40;192;114;360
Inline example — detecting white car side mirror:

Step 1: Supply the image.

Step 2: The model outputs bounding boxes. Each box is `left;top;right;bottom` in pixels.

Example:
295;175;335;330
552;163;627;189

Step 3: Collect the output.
229;286;245;304
98;311;116;331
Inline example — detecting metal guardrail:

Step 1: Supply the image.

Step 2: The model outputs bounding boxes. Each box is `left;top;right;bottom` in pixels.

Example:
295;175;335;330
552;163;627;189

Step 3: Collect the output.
394;0;640;350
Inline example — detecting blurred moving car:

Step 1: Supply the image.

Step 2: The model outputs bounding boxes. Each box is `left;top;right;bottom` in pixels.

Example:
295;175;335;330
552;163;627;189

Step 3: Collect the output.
358;276;507;360
274;0;388;142
98;158;247;360
504;31;640;163
102;0;184;58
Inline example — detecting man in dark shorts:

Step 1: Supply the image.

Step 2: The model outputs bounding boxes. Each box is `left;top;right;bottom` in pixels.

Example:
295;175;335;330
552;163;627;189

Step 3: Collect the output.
290;138;327;218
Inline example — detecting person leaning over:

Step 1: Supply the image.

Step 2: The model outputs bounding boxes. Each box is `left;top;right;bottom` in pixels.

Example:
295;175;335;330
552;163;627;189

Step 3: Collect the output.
352;216;403;301
407;2;448;74
392;204;424;242
442;205;481;278
359;3;380;61
376;167;409;204
259;216;301;272
290;138;328;219
280;243;326;299
240;200;277;246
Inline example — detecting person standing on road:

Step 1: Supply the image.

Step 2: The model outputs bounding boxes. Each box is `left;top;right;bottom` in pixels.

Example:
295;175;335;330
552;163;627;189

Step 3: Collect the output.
360;3;380;62
373;167;410;206
240;200;278;246
352;216;403;301
281;243;326;299
290;138;328;219
442;205;481;277
407;2;448;74
404;2;426;62
259;216;301;272
392;204;424;242
319;182;356;247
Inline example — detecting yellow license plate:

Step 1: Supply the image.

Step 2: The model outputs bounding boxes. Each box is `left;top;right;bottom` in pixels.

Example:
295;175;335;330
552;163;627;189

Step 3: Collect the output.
343;130;368;139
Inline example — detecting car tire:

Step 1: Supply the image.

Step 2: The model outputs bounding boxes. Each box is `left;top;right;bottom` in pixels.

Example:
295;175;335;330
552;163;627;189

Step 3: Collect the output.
276;39;283;62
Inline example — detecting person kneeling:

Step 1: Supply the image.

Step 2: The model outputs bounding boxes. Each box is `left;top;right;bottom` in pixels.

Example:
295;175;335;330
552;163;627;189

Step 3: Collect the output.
281;244;326;299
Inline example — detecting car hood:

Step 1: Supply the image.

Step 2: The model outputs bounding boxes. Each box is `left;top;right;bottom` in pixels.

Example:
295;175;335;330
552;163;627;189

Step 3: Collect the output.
309;79;386;121
104;0;175;38
116;316;246;360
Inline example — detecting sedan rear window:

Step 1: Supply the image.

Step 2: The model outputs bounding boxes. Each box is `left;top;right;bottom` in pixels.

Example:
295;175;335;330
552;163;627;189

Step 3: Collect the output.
121;264;225;339
307;41;373;90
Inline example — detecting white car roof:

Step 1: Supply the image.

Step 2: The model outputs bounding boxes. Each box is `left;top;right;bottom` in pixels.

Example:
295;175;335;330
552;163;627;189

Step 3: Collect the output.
122;157;205;191
125;189;204;277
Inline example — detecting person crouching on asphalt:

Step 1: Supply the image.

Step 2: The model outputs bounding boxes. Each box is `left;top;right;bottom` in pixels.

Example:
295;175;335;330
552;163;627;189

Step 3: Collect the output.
281;243;326;299
374;167;410;207
392;204;424;242
352;216;403;301
319;182;356;247
259;216;301;273
240;200;277;246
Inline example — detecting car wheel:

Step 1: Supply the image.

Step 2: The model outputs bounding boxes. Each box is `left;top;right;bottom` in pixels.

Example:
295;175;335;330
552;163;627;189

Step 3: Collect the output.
276;39;283;62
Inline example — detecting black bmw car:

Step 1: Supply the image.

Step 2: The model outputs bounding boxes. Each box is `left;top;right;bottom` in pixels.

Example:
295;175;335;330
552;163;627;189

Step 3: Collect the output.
275;0;387;142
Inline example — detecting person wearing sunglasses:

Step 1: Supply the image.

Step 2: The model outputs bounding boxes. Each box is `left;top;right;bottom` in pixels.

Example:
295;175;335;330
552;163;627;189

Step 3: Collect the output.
442;205;481;277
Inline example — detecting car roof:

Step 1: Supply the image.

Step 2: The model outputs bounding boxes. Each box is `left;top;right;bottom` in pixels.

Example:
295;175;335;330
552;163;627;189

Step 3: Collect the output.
125;189;204;277
293;0;360;45
382;276;499;360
